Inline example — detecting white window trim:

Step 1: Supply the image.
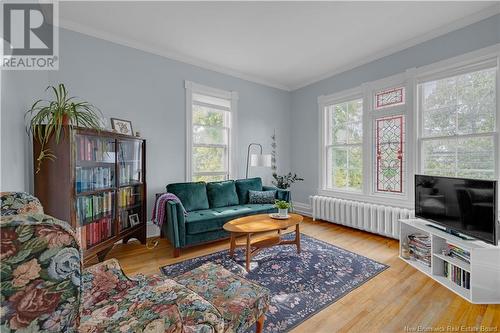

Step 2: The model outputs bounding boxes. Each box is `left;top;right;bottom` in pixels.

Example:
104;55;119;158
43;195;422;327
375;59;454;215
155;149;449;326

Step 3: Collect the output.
318;87;364;194
185;80;239;181
317;43;500;209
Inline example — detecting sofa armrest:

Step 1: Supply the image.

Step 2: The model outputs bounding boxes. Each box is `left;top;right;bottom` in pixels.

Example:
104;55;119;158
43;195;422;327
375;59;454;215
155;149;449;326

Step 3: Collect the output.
162;201;186;248
263;185;291;202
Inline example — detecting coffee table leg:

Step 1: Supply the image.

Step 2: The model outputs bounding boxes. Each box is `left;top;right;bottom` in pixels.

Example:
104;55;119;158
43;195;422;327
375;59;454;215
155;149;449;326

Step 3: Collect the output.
296;224;301;254
229;233;236;257
246;234;251;272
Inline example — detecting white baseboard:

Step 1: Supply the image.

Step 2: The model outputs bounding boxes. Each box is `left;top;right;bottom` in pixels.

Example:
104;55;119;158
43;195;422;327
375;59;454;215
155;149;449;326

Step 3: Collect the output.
292;201;312;217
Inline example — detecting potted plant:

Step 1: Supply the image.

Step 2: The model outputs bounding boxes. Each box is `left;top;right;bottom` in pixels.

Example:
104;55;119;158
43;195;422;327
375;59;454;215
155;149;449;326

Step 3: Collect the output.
270;131;304;190
275;200;291;217
25;84;103;173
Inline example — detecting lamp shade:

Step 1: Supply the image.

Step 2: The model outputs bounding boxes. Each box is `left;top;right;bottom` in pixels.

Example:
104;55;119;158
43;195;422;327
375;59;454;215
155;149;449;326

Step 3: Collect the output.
250;154;272;167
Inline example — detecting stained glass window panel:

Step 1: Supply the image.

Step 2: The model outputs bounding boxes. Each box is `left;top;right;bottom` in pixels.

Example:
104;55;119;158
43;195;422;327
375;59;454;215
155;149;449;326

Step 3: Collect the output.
375;87;405;110
376;115;405;193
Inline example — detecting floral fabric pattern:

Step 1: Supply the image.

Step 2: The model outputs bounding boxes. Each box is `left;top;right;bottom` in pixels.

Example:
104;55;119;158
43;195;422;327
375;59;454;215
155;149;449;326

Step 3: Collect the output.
162;233;388;333
173;262;270;333
0;214;81;332
80;259;225;333
1;193;271;333
0;192;44;216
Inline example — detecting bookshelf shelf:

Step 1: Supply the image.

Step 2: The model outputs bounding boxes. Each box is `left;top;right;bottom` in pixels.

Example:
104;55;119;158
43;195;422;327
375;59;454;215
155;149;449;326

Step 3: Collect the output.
400;219;500;304
34;126;146;262
433;253;471;272
76;188;116;196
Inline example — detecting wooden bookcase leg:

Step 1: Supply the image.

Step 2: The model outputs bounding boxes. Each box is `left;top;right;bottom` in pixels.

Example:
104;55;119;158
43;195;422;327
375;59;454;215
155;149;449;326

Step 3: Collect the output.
96;247;112;262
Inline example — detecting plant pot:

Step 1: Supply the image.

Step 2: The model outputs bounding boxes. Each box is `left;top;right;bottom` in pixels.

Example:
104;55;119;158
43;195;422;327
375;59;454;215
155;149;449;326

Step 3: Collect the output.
278;208;288;217
61;114;70;125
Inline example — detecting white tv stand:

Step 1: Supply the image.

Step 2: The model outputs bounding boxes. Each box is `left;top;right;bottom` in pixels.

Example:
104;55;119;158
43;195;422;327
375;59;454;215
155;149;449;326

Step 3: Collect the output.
399;219;500;304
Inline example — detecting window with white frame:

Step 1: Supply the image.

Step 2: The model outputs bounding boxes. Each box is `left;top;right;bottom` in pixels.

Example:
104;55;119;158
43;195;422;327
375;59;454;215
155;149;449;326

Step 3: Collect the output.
322;96;363;191
418;64;497;180
320;50;499;206
186;81;237;182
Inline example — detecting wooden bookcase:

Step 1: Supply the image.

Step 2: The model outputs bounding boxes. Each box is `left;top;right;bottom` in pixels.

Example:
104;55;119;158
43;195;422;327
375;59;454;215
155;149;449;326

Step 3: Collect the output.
33;126;146;262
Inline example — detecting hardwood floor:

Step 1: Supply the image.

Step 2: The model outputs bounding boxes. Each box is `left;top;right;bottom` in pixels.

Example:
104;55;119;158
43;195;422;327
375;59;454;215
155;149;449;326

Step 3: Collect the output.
97;217;500;333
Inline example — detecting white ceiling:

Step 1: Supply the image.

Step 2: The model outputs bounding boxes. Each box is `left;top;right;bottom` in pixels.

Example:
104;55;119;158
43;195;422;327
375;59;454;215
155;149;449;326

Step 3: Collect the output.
59;1;500;91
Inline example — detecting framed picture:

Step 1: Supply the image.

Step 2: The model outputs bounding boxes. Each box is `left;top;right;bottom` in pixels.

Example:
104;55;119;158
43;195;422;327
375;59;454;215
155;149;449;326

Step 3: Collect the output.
129;213;140;227
111;118;134;136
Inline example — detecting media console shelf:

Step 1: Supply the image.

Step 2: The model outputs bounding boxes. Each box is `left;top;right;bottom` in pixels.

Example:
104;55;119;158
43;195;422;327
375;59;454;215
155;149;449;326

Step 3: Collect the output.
399;219;500;304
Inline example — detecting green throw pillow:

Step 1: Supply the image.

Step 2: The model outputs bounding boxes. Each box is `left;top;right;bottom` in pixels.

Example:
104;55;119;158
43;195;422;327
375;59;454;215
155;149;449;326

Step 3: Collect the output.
166;182;209;212
206;180;239;208
235;177;263;204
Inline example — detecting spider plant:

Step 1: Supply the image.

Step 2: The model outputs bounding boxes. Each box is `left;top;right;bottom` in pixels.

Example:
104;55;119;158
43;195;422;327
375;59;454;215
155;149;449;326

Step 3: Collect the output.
26;83;103;173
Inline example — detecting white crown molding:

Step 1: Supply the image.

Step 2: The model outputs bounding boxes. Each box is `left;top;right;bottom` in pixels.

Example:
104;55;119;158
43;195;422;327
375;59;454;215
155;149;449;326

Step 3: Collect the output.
290;3;500;91
57;18;291;91
57;4;499;92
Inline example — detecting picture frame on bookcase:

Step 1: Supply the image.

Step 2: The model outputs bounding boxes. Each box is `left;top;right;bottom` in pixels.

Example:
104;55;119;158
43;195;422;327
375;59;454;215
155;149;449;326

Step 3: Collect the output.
129;213;140;227
111;118;134;136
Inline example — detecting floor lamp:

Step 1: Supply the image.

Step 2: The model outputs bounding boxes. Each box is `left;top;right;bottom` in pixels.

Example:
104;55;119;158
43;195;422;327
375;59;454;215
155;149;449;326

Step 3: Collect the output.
246;143;272;178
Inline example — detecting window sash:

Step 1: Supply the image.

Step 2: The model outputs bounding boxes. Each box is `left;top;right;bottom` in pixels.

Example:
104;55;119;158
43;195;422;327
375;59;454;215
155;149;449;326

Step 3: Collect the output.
323;98;364;192
418;65;497;181
190;93;232;180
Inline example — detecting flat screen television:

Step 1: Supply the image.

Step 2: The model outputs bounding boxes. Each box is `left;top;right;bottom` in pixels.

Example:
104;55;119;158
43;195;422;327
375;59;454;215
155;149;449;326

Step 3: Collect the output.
415;175;498;245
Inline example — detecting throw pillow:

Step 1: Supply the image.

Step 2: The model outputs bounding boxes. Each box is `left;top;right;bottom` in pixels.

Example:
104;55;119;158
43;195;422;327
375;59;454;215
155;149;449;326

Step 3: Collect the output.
235;178;263;204
248;190;276;204
166;182;209;212
206;181;239;208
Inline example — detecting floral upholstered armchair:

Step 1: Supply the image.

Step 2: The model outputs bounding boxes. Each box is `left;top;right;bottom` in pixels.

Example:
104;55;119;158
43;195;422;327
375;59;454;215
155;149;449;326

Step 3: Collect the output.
1;192;269;333
0;192;81;332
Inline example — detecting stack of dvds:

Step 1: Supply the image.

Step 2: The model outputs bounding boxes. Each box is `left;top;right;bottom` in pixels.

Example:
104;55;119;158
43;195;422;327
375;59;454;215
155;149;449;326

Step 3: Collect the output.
408;233;431;267
447;243;470;264
444;262;470;289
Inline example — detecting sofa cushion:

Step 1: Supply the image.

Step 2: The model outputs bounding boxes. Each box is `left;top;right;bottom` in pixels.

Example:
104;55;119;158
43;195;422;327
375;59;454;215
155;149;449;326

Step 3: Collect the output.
166;182;209;212
206;180;239;208
249;190;277;204
235;178;263;204
185;204;276;235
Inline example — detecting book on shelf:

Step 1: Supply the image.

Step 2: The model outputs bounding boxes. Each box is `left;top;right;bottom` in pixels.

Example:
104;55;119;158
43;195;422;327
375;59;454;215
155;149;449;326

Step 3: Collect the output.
446;243;471;264
77;136;115;162
76;192;114;225
119;187;140;208
408;233;431;267
444;261;470;289
76;166;113;192
86;218;113;247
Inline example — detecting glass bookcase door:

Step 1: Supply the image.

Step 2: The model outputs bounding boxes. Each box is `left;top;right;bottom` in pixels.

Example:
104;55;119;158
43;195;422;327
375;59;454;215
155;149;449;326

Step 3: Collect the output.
117;139;144;231
75;134;117;248
118;140;143;186
75;134;116;193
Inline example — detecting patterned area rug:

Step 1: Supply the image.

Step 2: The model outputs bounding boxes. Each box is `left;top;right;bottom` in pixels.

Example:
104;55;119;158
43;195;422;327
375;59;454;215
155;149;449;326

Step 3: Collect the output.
161;233;388;333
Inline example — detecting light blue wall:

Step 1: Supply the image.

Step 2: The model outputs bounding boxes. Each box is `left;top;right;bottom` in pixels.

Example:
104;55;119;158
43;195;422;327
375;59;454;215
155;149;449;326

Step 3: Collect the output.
290;14;500;204
3;14;500;213
1;28;292;219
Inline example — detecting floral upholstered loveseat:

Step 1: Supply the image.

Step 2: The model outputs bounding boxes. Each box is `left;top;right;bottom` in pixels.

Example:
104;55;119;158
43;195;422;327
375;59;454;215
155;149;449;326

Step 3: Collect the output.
0;192;269;333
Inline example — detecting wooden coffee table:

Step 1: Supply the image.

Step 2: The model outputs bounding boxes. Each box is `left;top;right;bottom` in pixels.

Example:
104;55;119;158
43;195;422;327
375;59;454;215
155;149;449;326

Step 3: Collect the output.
223;213;303;271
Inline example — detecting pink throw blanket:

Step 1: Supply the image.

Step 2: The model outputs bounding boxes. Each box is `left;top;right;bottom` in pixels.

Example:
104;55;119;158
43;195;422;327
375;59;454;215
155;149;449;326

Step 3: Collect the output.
152;193;187;229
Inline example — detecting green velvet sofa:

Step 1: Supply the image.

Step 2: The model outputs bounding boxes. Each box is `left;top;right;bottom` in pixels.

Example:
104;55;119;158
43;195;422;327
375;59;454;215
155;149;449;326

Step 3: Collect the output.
162;177;290;257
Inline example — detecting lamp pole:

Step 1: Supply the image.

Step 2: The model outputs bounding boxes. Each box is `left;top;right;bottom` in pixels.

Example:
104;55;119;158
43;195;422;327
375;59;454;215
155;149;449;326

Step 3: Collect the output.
246;143;263;178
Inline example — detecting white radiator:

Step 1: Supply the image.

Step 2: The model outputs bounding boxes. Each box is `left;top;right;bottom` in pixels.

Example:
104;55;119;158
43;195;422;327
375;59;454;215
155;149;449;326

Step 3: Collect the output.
312;195;414;239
